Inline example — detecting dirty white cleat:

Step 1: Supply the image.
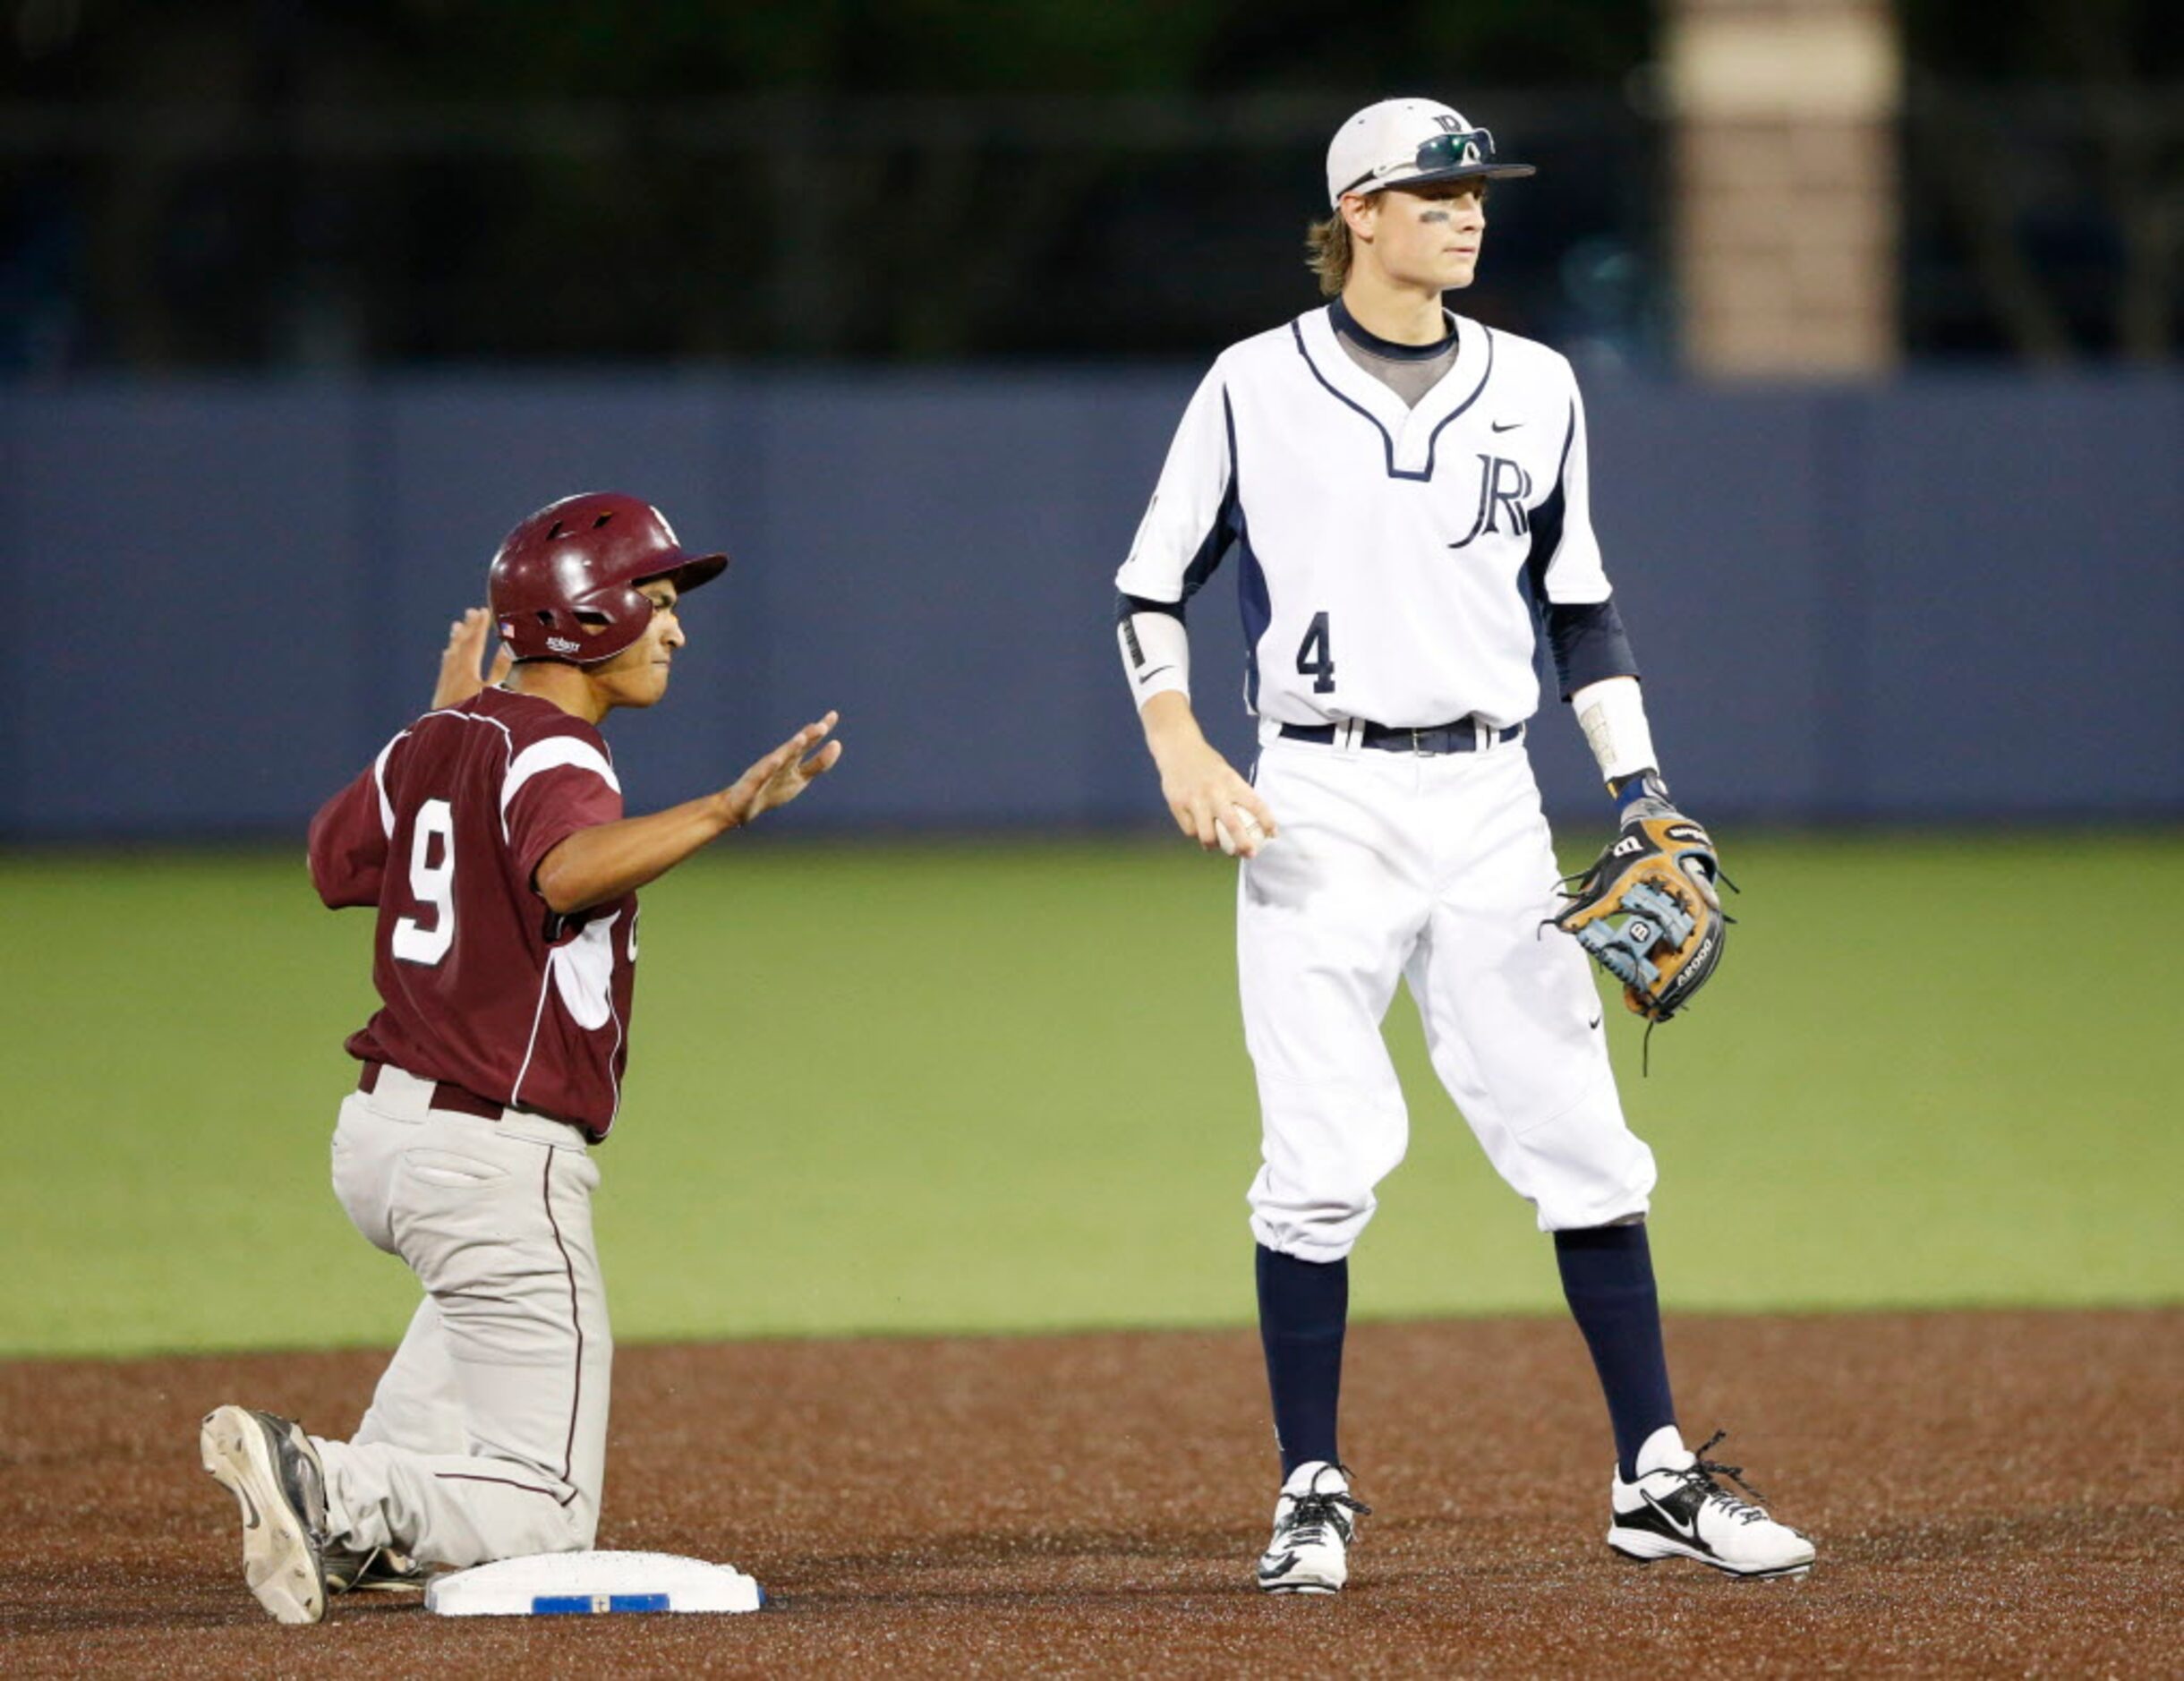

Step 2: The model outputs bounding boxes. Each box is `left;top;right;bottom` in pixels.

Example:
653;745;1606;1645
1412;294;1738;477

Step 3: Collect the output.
200;1405;333;1624
1256;1461;1369;1594
1608;1426;1816;1580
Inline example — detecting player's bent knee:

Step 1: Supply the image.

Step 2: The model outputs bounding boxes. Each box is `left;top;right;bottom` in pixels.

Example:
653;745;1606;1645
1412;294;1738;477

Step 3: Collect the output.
1493;1089;1657;1233
502;1498;595;1559
556;1485;603;1552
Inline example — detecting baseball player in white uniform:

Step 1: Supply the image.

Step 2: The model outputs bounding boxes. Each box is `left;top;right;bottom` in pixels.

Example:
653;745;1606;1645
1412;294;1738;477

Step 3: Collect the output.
1114;98;1815;1593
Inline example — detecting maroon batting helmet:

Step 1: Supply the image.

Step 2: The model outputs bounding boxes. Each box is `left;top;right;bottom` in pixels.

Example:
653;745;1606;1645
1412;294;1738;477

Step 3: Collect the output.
488;492;728;665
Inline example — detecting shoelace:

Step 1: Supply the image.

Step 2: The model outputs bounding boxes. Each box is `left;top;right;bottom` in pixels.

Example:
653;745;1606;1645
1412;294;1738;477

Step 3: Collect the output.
1283;1487;1372;1546
331;1545;387;1595
1672;1429;1772;1527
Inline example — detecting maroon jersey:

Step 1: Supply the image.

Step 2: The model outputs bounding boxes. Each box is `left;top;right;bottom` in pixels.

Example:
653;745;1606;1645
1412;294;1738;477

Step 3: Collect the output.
308;687;638;1139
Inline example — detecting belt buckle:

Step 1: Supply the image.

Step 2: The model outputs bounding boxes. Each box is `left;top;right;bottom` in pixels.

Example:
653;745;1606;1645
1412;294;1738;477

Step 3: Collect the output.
1410;727;1438;759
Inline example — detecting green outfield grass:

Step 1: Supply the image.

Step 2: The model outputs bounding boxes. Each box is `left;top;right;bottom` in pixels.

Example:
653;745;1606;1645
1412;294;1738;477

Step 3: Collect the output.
3;833;2179;1358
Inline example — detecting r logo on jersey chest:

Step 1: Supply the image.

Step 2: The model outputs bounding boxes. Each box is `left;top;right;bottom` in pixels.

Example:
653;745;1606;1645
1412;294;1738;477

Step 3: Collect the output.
1447;454;1533;550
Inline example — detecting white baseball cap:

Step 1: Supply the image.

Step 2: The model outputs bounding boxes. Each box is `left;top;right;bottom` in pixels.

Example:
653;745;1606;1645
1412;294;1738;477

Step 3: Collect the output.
1325;97;1536;208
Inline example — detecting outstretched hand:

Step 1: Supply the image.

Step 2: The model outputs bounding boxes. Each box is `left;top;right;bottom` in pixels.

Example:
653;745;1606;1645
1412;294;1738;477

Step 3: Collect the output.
722;712;843;828
431;607;513;709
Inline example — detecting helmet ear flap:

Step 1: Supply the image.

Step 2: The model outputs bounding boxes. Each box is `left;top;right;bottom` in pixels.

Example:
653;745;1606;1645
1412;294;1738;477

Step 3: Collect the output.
561;578;654;662
525;602;592;661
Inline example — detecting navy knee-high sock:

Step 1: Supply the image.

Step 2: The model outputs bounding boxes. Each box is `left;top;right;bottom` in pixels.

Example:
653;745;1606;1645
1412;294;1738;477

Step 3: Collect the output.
1256;1245;1347;1476
1555;1223;1676;1481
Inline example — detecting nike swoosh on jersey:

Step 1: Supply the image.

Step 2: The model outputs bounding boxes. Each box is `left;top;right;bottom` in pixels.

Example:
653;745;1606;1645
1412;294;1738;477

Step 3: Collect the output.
1135;664;1175;685
1491;419;1524;432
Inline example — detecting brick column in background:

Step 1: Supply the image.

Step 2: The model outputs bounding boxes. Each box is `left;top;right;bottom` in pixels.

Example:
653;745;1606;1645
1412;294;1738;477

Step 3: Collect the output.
1665;0;1901;377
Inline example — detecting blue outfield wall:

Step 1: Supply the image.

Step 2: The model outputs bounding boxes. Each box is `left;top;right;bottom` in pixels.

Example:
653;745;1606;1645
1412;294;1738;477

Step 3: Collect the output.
1;370;2179;840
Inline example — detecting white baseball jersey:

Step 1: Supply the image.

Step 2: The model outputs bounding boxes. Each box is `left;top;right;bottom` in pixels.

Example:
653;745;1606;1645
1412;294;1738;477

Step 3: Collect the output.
1117;305;1614;730
1115;299;1657;1251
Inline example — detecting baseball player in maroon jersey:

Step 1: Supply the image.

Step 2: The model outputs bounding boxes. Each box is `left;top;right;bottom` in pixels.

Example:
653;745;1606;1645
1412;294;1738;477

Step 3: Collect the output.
199;491;841;1624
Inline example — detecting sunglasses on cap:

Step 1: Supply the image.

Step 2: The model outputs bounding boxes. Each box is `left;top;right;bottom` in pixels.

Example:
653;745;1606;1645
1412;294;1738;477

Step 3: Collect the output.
1340;127;1516;197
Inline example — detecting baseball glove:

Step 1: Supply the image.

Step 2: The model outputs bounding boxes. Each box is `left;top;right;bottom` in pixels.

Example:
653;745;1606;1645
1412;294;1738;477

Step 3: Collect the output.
1551;780;1731;1026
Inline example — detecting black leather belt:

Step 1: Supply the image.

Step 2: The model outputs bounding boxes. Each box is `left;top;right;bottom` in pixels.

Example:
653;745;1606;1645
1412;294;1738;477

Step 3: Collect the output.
1278;718;1523;755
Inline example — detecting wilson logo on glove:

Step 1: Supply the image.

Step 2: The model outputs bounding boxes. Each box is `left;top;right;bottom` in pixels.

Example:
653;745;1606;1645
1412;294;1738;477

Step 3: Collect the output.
1548;795;1736;1062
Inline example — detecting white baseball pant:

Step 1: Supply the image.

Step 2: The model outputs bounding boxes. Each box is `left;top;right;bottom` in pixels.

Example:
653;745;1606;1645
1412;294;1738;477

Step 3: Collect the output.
314;1064;611;1566
1240;730;1656;1260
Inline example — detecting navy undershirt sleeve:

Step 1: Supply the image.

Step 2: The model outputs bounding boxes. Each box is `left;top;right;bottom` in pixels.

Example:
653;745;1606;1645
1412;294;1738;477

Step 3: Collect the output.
1523;394;1640;700
1543;597;1640;698
1116;591;1185;624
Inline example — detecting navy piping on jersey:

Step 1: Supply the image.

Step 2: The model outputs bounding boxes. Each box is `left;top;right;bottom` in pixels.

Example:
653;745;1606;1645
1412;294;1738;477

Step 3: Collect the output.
1328;294;1458;362
1223;388;1271;711
1521;399;1581;602
1114;387;1244;627
1524;398;1637;696
1162;390;1244;613
1289;311;1495;482
1236;503;1271;713
1182;388;1244;603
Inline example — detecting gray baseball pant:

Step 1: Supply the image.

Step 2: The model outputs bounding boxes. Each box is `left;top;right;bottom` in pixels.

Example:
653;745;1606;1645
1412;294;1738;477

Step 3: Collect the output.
312;1064;612;1567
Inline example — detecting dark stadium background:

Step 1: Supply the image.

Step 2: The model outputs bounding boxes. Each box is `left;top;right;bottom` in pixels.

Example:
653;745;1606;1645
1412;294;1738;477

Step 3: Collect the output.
4;3;2178;841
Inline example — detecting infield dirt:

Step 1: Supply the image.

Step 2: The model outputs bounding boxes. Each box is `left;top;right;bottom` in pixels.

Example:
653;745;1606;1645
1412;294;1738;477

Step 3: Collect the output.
4;1308;2176;1677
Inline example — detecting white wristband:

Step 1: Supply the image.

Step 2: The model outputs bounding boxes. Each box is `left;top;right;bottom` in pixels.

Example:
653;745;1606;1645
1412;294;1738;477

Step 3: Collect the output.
1572;676;1659;786
1118;610;1190;707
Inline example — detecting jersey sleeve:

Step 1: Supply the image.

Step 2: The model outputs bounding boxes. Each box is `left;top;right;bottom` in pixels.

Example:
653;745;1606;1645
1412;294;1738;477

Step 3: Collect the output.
1533;365;1609;606
307;732;404;909
1529;363;1640;697
501;735;625;894
1113;360;1239;613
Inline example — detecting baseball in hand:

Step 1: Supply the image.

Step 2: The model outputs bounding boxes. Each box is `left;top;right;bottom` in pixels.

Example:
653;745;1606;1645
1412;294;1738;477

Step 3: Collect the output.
1214;804;1269;858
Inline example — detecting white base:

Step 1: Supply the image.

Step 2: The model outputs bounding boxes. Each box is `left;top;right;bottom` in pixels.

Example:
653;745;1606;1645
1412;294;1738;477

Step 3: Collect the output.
424;1550;765;1616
